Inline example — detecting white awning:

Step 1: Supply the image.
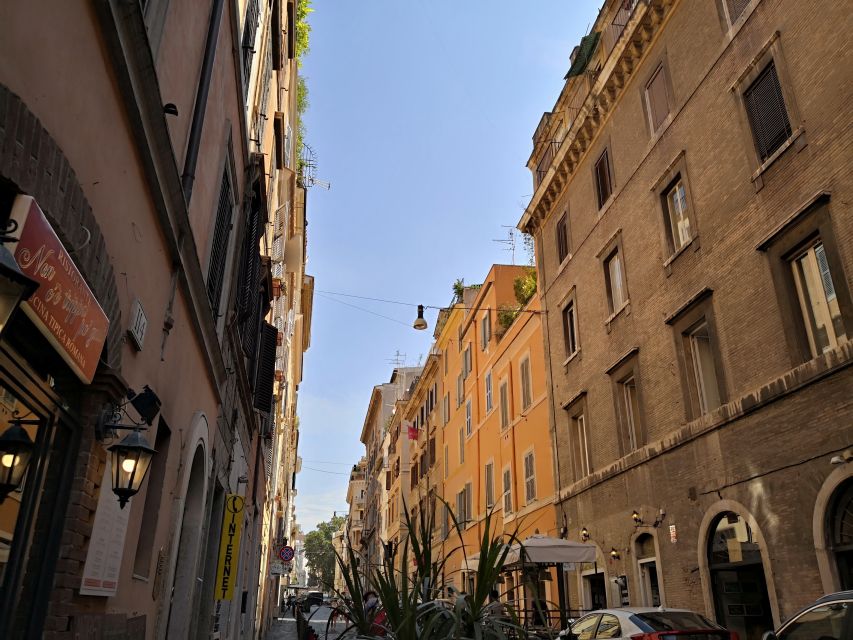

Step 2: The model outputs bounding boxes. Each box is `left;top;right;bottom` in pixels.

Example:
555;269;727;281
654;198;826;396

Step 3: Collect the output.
503;535;597;567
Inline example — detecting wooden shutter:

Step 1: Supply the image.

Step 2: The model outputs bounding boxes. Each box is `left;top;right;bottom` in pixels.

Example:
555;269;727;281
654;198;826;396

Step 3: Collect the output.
646;65;669;131
286;1;295;59
595;149;612;207
241;0;261;86
253;322;277;412
271;0;282;70
207;165;233;316
274;114;285;169
429;437;436;466
385;471;391;491
556;213;569;263
744;61;792;162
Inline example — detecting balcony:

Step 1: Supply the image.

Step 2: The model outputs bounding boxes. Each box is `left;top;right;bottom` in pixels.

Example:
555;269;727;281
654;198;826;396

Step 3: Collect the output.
520;0;672;233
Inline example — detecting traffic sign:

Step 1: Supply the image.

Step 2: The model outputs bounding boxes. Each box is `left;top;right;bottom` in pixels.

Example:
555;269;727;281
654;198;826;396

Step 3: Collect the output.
279;545;295;562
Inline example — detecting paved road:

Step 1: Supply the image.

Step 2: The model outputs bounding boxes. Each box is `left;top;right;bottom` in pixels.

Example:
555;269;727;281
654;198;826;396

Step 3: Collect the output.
266;605;355;640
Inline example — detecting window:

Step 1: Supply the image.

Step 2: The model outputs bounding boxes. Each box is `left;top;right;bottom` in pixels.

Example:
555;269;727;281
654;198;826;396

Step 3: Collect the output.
502;467;512;514
556;212;570;263
594;148;613;209
459;428;465;464
456;373;463;407
465;482;473;523
499;381;509;429
485;372;493;412
604;249;627;313
442;503;450;539
444;445;449;479
523;451;536;504
480;312;491;350
570;411;591;480
645;64;670;132
520;357;532;410
665;178;692;252
685;319;723;415
465;400;472;436
563;299;578;357
456;489;466;524
723;0;751;25
744;61;792;163
791;241;848;357
620;375;641;452
206;158;236;318
443;392;450;425
484;462;495;508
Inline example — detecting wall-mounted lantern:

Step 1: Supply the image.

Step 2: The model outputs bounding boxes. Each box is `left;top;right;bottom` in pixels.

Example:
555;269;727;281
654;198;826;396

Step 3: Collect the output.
0;417;38;501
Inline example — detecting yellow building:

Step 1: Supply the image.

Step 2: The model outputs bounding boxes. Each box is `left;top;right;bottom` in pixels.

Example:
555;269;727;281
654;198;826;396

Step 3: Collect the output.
429;266;558;613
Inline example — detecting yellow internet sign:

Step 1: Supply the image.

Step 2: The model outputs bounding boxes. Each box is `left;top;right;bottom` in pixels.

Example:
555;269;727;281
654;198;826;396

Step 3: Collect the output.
215;494;245;600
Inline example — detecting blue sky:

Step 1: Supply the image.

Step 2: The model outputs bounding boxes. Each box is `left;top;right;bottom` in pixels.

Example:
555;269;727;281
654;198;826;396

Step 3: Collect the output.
294;0;601;531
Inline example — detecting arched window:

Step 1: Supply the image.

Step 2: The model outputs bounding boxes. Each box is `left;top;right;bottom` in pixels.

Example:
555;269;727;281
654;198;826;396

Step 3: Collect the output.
634;533;661;606
706;511;773;640
828;479;853;589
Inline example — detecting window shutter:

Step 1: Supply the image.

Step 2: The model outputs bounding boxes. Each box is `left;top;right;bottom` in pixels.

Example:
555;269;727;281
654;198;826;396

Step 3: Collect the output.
595;149;612;207
557;213;569;263
385;471;391;491
286;0;295;59
744;61;792;162
646;66;669;130
429;437;436;466
274;114;285;169
241;0;261;87
271;0;282;70
253;322;277;412
814;244;837;300
207;166;233;317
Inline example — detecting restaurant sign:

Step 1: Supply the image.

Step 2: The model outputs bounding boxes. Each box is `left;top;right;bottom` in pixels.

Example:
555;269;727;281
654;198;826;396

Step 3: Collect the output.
9;196;109;384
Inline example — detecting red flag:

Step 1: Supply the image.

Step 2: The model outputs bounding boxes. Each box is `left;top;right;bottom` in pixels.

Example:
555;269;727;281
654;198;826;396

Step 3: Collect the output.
407;422;418;440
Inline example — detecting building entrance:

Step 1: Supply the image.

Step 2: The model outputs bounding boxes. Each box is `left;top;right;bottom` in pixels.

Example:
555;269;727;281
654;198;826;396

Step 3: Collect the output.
707;512;773;640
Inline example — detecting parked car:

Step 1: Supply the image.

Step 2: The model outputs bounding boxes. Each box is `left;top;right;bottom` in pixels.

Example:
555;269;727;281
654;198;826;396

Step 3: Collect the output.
301;591;324;612
761;591;853;640
558;607;735;639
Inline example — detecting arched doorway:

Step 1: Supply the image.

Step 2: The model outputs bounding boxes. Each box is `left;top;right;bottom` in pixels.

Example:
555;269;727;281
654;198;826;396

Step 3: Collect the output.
827;479;853;589
166;445;207;639
707;512;773;640
635;533;661;606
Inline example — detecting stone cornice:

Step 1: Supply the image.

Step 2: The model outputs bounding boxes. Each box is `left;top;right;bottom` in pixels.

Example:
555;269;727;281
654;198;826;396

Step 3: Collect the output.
519;0;672;234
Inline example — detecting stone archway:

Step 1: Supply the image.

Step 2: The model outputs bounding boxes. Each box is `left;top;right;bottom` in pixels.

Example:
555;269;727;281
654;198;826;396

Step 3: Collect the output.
0;83;123;371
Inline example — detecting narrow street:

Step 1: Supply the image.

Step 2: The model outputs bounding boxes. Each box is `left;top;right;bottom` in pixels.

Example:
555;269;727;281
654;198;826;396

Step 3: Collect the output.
266;606;355;640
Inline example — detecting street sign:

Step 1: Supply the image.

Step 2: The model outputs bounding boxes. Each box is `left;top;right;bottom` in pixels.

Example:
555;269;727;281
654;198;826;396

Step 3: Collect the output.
279;545;295;562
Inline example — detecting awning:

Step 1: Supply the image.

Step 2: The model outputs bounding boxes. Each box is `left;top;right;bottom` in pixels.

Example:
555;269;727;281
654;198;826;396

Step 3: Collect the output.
565;32;600;79
504;535;597;568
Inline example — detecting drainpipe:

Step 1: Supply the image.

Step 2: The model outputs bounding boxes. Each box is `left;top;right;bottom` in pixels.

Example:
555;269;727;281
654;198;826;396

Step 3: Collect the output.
181;0;226;203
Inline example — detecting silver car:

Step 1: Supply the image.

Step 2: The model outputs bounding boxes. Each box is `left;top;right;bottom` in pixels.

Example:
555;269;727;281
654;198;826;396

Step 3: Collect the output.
558;607;734;639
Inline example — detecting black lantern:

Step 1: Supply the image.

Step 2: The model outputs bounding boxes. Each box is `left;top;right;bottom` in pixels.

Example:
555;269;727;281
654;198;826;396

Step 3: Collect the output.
108;430;156;509
413;305;428;331
0;243;38;341
0;421;35;501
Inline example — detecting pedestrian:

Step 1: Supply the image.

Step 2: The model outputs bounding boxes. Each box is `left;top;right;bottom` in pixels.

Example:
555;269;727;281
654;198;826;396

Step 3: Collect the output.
363;590;387;637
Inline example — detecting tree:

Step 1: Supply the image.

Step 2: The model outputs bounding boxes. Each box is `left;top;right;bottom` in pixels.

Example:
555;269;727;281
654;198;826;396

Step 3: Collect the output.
303;514;346;590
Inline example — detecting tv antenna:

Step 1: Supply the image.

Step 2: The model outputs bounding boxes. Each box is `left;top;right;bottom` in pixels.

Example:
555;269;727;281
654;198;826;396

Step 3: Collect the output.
492;226;518;264
299;143;332;190
387;350;406;367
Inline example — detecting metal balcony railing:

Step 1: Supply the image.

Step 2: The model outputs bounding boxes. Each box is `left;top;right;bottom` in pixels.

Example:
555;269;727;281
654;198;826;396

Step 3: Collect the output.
606;0;642;55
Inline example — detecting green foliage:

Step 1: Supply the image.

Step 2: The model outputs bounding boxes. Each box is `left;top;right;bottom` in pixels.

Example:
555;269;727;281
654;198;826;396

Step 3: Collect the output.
452;279;465;304
513;267;537;306
295;0;313;62
329;501;539;640
522;232;536;266
303;514;346;589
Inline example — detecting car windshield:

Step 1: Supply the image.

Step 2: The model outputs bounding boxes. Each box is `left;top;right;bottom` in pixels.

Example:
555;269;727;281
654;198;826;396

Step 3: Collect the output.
633;611;720;631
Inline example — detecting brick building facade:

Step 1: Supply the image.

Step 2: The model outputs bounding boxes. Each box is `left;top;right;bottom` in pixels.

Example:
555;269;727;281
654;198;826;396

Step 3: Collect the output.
519;0;852;638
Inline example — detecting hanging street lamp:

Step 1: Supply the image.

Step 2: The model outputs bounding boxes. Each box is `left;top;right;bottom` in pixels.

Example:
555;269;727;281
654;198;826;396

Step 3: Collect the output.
413;304;428;331
107;429;156;509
